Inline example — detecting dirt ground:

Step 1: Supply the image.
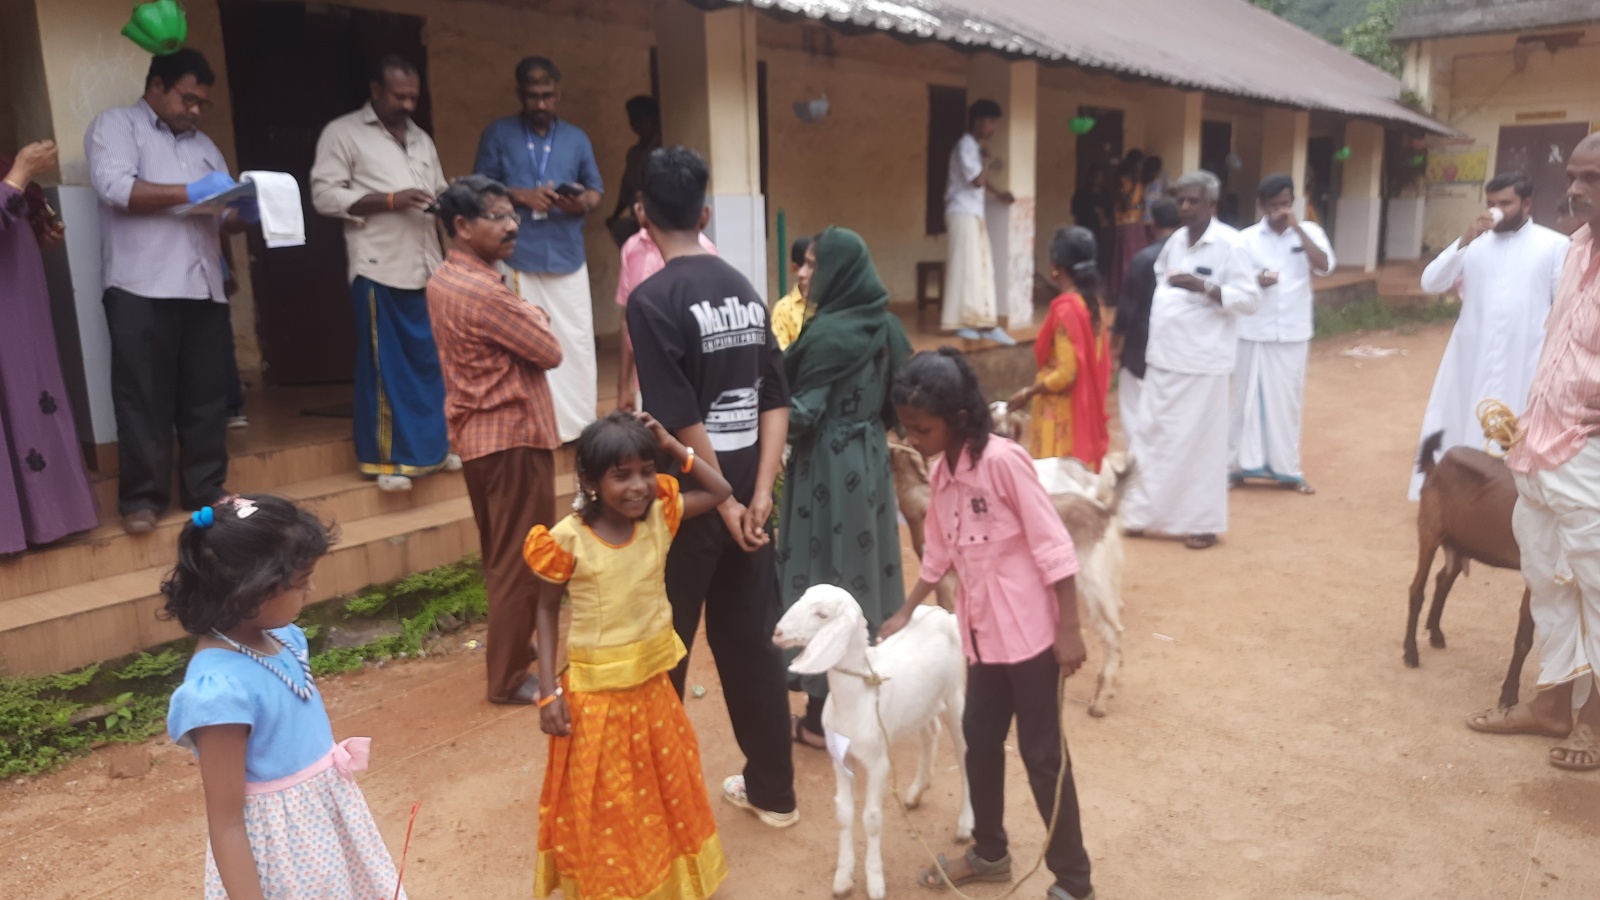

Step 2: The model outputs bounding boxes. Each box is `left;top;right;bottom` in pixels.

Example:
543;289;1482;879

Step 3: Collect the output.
4;322;1598;900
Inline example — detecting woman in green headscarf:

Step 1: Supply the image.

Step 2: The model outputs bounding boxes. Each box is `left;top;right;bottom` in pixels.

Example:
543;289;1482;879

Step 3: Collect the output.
779;227;913;748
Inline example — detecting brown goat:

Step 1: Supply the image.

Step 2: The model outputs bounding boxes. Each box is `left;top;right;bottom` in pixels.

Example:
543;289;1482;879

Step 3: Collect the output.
1408;430;1537;708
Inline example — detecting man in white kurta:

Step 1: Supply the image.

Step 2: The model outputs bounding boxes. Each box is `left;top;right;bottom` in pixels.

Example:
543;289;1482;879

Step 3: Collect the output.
1408;173;1569;499
1123;171;1260;549
942;99;1015;345
1465;134;1600;772
1232;175;1335;493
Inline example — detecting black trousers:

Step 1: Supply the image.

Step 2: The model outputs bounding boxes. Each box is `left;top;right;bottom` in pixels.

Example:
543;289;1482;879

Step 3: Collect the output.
966;648;1093;898
665;514;797;815
103;288;230;514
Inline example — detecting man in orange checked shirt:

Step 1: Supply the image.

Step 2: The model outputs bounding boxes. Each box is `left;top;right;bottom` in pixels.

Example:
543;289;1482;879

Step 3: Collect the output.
427;175;564;705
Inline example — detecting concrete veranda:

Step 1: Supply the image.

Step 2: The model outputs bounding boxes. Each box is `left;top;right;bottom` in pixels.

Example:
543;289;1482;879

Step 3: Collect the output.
2;322;1596;899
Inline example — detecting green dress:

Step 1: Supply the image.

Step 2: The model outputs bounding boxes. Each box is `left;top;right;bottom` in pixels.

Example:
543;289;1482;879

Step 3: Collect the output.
778;227;911;704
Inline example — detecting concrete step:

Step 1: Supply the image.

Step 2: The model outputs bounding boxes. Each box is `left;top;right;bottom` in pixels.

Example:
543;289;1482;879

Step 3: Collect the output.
0;495;481;677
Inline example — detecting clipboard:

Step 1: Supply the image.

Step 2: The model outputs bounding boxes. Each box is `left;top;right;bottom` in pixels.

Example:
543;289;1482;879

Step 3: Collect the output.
169;180;257;216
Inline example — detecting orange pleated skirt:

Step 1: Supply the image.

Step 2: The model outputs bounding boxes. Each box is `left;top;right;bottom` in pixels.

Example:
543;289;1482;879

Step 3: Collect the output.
535;672;726;900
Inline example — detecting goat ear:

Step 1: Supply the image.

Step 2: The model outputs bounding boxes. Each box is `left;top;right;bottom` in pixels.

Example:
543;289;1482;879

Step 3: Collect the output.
789;612;859;675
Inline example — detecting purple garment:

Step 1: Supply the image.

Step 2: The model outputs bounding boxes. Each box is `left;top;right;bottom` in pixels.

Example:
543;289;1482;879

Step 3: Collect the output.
0;182;98;552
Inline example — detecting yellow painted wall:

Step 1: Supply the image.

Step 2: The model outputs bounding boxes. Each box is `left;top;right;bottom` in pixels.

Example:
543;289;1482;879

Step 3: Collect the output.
1409;30;1600;249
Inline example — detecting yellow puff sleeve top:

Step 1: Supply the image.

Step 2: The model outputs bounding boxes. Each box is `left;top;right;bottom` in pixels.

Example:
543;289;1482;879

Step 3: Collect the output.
523;474;688;692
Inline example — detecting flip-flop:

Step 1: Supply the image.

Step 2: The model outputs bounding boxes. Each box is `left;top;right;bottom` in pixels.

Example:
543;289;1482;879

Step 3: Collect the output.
917;849;1011;891
791;714;827;750
1465;706;1571;738
1047;887;1095;900
1549;724;1600;771
1291;481;1317;495
1184;533;1217;550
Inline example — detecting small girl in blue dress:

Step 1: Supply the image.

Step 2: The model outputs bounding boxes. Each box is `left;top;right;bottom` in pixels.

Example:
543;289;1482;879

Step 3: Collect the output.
163;494;406;900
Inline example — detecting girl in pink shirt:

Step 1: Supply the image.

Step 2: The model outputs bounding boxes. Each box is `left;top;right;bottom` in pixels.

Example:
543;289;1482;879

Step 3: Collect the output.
880;348;1096;900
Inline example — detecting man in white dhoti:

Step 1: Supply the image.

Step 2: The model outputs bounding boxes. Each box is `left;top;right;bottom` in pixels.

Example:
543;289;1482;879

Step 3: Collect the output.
1465;135;1600;772
473;57;604;443
1231;174;1335;494
1123;171;1260;550
942;99;1016;346
1409;171;1569;499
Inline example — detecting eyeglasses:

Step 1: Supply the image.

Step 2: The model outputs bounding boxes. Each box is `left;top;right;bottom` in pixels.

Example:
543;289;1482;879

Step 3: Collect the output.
179;93;215;113
479;211;521;224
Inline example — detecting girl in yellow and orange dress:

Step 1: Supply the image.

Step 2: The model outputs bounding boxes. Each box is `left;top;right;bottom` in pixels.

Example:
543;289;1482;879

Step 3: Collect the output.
1009;226;1112;470
523;410;733;900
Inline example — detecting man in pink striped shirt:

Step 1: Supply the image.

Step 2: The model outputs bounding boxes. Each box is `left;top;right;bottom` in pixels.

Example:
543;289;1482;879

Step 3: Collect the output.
1467;134;1600;772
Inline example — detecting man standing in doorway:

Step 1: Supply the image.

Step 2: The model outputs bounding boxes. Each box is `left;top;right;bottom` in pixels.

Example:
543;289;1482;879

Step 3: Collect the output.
605;95;660;248
1409;171;1569;498
474;57;604;444
311;55;454;493
628;146;798;828
1465;134;1600;773
1122;170;1260;550
1232;174;1335;494
1112;198;1179;457
428;175;564;705
86;49;255;533
943;99;1016;346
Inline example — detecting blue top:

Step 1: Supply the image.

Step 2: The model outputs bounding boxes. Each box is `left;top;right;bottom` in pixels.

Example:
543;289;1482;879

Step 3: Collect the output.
166;625;335;783
473;116;603;275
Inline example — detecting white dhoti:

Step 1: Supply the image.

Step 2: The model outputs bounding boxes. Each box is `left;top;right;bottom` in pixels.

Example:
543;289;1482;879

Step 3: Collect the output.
1123;366;1231;536
1513;440;1600;708
941;213;997;332
1118;367;1144;458
1230;339;1309;483
513;266;596;443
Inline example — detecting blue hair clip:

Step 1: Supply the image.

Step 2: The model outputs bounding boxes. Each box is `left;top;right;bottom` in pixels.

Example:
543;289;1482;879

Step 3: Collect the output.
191;506;215;528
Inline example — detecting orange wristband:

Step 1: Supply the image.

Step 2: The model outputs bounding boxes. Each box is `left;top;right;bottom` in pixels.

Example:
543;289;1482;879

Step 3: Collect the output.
681;446;695;474
536;685;563;708
386;192;395;210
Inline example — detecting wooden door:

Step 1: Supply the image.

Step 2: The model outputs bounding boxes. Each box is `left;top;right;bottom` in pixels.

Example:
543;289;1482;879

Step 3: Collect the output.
219;0;431;385
925;85;968;236
1495;122;1590;229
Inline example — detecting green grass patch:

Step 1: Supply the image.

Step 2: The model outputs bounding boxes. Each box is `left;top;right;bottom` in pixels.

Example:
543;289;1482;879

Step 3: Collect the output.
1314;294;1459;339
0;557;486;779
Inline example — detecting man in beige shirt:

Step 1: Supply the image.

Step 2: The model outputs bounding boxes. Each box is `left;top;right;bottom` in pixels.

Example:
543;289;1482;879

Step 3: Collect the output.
311;54;454;491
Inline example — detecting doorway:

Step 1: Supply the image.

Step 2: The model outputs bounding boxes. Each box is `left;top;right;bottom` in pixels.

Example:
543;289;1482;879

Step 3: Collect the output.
925;85;968;236
1495;122;1590;229
1200;120;1234;223
1073;107;1123;275
219;0;432;385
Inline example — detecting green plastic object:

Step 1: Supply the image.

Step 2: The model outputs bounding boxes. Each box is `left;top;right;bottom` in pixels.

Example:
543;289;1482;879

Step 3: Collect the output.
122;1;188;56
1333;145;1353;162
1069;116;1096;136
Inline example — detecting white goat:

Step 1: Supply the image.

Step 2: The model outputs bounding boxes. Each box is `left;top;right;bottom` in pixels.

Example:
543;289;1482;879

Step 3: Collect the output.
773;585;972;900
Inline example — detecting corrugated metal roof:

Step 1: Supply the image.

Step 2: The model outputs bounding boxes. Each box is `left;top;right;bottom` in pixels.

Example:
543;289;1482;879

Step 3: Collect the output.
694;0;1449;132
1392;0;1600;41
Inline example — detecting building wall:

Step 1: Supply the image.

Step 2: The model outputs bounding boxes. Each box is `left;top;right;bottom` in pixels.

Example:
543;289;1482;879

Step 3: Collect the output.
1410;29;1600;249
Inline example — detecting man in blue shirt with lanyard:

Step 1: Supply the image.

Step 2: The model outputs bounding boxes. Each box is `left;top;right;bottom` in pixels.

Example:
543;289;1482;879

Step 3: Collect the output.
474;57;604;443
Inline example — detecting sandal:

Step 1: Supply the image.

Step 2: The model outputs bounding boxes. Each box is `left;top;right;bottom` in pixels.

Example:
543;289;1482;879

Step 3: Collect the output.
1465;705;1571;739
791;714;827;750
722;775;799;828
1184;533;1217;550
1549;724;1600;771
1290;480;1317;495
917;848;1011;891
1047;887;1095;900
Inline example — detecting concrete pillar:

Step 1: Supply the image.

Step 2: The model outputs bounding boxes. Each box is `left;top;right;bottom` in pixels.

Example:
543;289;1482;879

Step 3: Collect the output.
1333;120;1385;272
1145;87;1202;176
654;1;766;295
968;55;1038;328
1260;107;1310;220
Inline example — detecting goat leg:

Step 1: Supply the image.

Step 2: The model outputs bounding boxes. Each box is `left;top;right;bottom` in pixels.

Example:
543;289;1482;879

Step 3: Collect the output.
1499;587;1536;709
832;757;857;898
943;688;975;842
862;755;891;900
905;720;938;808
1405;535;1442;668
1425;547;1464;650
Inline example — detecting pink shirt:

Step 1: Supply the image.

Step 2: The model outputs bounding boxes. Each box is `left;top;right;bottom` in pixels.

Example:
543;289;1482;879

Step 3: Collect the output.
614;229;718;307
921;436;1080;664
1509;225;1600;473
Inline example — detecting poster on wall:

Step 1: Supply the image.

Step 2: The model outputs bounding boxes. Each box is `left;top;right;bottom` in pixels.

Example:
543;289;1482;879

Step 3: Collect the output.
1425;145;1488;184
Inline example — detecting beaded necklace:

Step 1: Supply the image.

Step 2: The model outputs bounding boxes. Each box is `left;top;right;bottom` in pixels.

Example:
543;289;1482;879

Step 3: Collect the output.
210;629;316;702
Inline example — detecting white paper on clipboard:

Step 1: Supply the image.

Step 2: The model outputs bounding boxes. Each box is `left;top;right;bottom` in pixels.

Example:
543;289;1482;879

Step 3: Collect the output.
169;181;257;216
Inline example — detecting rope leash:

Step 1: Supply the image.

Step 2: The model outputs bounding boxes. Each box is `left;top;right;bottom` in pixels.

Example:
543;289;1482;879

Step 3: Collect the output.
857;656;1072;899
1477;398;1523;459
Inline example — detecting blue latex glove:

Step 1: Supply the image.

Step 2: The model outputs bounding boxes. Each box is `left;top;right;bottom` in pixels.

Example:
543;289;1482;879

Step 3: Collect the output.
227;197;259;224
186;171;237;203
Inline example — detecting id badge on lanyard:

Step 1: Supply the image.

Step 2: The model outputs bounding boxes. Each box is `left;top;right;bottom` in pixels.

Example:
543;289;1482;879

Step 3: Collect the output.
526;121;555;221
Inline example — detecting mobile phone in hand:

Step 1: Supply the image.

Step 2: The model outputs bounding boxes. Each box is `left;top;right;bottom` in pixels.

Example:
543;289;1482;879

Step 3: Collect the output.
554;182;585;198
